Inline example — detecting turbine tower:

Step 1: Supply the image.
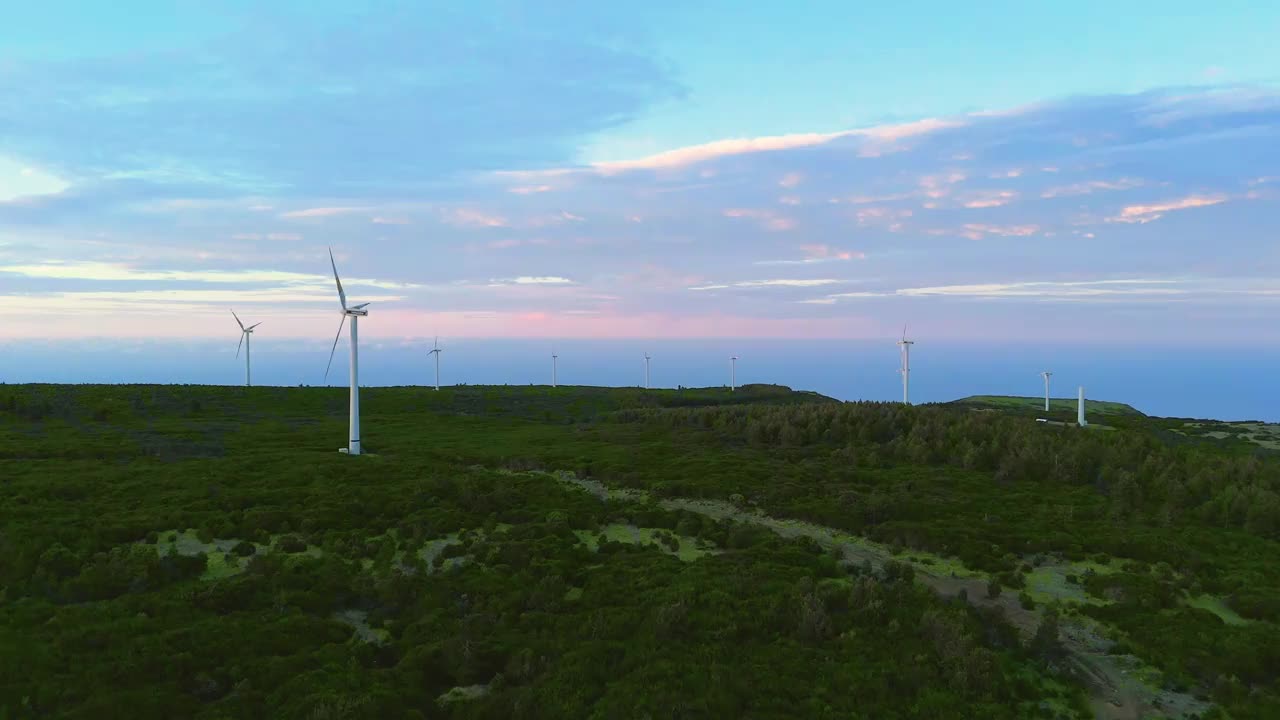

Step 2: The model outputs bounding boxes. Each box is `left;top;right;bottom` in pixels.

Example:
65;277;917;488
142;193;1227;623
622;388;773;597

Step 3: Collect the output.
231;310;262;387
1041;371;1053;412
1077;386;1088;427
897;324;914;404
428;336;442;391
643;352;651;390
730;355;738;392
551;348;558;388
324;247;371;455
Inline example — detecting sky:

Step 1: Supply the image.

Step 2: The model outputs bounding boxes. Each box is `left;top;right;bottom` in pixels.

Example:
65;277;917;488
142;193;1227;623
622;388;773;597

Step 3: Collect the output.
1;2;1279;400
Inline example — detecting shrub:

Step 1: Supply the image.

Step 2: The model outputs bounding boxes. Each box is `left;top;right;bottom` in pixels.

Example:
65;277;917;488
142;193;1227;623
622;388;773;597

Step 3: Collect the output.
275;535;308;554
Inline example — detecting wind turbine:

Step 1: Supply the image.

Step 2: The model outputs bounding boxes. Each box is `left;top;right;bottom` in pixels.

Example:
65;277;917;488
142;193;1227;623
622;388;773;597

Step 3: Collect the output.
643;352;651;390
897;324;914;404
1041;371;1053;412
231;310;262;387
324;247;370;455
730;355;738;392
428;337;442;391
551;347;559;388
1077;386;1088;427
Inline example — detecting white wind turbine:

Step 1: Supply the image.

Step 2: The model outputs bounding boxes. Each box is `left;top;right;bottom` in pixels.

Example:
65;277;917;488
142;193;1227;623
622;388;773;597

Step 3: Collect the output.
551;347;559;388
897;324;914;404
428;336;442;391
324;247;370;455
231;310;262;387
730;355;738;392
1041;371;1053;412
643;352;651;390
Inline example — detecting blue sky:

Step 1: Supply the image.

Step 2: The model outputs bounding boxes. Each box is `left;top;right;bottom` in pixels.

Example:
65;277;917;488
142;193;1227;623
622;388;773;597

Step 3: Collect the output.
1;0;1278;346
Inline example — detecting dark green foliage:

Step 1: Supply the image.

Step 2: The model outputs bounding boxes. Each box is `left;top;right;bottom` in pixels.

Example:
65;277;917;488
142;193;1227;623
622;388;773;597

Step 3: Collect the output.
986;579;1002;599
2;383;1277;718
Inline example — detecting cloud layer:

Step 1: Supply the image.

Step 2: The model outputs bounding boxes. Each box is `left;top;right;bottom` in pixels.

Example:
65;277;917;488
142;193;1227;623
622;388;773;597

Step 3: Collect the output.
2;51;1278;342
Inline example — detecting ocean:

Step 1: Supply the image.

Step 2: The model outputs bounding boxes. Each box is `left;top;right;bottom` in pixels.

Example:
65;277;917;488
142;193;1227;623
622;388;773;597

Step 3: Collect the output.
1;338;1275;422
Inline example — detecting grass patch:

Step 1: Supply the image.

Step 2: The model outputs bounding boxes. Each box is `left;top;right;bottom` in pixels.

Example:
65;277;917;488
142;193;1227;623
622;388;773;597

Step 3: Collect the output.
1186;594;1249;626
574;524;717;562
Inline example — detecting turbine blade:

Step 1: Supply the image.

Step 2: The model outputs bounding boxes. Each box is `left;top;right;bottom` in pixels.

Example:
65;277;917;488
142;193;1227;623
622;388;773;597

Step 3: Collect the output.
902;322;908;341
324;314;347;382
236;331;245;359
231;309;245;330
328;247;348;310
247;322;263;330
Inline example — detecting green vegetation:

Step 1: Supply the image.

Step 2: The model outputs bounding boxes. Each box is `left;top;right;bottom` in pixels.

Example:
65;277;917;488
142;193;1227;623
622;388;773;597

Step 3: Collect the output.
3;382;1279;718
952;395;1145;417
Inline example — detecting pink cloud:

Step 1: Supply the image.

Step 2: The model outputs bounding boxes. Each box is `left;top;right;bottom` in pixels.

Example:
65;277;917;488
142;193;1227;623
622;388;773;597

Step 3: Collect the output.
371;309;869;339
372;216;411;225
1108;194;1228;224
723;207;795;231
586;117;963;173
800;244;863;261
442;207;510;228
917;172;967;200
855;206;913;227
961;190;1018;208
509;185;553;194
779;172;804;188
279;206;366;219
1040;178;1144;198
958;223;1041;240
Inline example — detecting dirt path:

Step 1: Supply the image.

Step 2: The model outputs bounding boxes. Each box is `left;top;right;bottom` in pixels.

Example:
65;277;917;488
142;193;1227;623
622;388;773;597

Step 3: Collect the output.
548;471;1210;720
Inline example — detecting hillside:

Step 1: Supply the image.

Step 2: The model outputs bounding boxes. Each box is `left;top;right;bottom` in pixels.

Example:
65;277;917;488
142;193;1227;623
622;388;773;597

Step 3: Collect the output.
951;395;1145;418
3;384;1279;719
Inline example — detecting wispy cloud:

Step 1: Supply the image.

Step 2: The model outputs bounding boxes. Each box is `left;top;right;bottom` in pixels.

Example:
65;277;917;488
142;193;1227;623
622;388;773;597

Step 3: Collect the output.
895;279;1182;298
690;278;841;291
0;261;418;289
954;223;1041;240
587;117;963;173
1041;178;1145;198
723;207;795;231
372;216;411;225
961;190;1018;209
756;244;864;265
1108;194;1228;224
488;276;575;286
280;207;367;219
442;207;510;228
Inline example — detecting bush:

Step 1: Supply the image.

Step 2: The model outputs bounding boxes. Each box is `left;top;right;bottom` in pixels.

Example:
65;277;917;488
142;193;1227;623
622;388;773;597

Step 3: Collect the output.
275;535;308;554
1018;591;1036;610
231;541;256;558
986;579;1002;599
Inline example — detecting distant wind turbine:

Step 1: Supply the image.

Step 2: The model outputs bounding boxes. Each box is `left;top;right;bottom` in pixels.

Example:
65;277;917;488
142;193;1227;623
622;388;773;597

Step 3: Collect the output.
1078;386;1088;427
730;355;738;392
230;310;261;387
551;347;559;388
644;352;651;390
428;337;442;391
1041;371;1053;412
324;247;370;455
897;324;914;404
